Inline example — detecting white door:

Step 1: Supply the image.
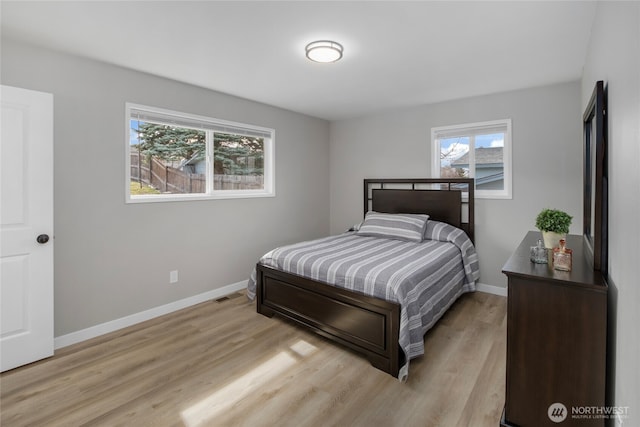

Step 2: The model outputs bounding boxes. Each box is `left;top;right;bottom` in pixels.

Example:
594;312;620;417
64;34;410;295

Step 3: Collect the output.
1;85;54;372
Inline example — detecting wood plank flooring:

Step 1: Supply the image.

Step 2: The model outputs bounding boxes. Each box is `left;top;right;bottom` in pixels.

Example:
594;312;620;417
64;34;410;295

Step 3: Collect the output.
1;291;507;427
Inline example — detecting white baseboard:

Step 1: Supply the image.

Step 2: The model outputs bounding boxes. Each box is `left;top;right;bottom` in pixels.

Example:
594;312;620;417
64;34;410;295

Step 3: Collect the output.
55;279;504;350
476;282;508;297
54;280;248;350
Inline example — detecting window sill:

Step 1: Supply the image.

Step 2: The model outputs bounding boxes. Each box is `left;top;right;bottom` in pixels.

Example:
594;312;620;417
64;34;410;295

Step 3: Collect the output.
126;190;275;204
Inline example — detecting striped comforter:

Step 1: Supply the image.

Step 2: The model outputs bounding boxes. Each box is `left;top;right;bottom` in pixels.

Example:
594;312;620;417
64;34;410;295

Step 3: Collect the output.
247;221;480;379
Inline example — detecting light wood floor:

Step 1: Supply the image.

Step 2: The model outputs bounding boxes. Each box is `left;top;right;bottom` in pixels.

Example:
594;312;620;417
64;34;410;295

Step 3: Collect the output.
1;291;507;427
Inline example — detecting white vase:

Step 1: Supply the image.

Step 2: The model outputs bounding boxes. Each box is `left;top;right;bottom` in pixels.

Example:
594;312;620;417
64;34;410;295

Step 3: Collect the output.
542;231;566;249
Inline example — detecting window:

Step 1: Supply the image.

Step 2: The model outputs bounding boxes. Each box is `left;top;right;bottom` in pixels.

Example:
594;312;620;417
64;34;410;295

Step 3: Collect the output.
126;103;274;203
431;119;512;199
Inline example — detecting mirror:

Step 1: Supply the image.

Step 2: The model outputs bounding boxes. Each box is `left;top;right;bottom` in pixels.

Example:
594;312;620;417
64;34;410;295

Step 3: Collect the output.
583;80;607;273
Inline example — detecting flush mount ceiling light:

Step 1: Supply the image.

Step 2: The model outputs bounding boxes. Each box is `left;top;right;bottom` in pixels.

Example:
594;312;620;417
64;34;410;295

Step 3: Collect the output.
305;40;343;63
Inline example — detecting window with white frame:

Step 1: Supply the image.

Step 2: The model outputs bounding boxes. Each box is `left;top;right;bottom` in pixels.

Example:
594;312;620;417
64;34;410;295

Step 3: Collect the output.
126;103;274;203
431;119;512;199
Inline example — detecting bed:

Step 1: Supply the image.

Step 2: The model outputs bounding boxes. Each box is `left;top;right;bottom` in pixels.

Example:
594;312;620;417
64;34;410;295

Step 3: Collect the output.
247;178;478;380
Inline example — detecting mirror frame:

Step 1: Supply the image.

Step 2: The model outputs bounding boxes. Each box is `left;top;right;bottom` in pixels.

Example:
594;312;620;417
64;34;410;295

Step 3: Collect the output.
583;80;607;273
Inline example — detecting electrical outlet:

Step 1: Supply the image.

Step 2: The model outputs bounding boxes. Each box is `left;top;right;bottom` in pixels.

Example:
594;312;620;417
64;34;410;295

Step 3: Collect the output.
169;270;179;284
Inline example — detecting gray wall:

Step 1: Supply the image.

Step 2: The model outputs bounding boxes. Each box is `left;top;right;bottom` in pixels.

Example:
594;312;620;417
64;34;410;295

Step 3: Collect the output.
329;82;582;288
1;38;330;337
581;1;640;415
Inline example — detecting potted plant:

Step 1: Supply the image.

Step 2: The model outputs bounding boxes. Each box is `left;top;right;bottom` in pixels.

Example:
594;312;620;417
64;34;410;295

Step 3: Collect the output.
535;208;573;248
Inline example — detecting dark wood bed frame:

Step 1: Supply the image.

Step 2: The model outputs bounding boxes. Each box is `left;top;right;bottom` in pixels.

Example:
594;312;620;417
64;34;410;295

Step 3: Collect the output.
255;178;475;376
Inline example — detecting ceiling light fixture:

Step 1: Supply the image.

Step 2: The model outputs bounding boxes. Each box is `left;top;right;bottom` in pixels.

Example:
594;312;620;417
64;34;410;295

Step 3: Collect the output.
305;40;343;63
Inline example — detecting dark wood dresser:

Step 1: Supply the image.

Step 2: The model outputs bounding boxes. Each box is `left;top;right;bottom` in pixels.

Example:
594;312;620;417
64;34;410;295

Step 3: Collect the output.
501;231;607;427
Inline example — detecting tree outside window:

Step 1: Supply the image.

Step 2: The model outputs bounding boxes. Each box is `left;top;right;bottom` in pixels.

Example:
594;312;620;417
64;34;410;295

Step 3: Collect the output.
126;104;273;203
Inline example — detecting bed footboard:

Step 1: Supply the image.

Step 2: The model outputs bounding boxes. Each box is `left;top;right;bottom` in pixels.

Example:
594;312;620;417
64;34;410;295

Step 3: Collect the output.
256;263;401;377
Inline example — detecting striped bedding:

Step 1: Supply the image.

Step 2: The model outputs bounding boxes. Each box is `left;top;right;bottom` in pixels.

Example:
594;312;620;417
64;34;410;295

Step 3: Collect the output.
247;221;480;380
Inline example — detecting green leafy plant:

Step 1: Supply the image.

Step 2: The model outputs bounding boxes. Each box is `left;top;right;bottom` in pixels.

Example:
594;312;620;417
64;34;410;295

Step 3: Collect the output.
535;209;572;234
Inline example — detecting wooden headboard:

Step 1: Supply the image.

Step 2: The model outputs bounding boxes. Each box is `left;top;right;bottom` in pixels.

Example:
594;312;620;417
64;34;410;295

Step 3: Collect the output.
363;178;475;243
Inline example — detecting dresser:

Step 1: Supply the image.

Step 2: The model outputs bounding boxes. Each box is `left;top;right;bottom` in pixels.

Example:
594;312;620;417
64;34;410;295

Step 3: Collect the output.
501;231;607;427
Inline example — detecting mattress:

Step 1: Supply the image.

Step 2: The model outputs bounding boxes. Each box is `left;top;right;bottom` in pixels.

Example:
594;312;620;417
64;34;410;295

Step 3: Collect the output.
247;221;480;378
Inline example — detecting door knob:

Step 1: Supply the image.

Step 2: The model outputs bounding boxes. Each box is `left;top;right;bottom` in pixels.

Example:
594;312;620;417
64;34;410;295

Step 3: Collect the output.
36;234;50;244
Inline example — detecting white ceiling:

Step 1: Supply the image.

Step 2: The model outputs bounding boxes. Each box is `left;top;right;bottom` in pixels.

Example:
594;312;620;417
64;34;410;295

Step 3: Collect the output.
1;1;597;121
